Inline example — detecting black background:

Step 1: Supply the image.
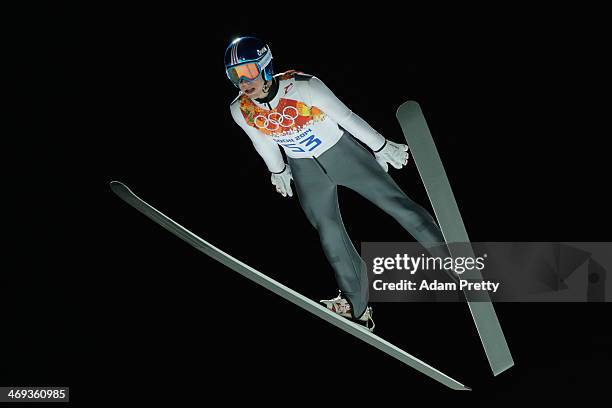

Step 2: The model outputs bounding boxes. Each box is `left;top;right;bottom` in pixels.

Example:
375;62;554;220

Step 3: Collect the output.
6;3;610;406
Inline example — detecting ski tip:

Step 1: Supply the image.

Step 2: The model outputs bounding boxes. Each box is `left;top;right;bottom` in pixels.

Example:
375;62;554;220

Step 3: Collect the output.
396;100;421;117
110;180;132;197
464;386;472;391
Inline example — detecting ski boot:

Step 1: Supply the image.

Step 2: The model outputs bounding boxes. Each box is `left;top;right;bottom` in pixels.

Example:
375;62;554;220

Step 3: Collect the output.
320;292;375;332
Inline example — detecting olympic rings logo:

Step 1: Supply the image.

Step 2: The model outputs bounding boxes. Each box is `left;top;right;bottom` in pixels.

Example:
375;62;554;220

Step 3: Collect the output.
254;106;299;131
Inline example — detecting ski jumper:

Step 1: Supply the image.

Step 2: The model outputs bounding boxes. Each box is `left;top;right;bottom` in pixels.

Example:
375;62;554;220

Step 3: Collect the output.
230;71;445;318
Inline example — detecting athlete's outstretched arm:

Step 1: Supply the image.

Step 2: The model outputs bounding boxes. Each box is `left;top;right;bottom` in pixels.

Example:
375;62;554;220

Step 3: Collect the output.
308;76;387;152
230;103;286;173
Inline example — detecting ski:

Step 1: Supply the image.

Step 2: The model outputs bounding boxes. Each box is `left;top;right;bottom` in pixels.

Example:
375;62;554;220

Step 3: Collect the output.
396;101;514;376
110;181;470;390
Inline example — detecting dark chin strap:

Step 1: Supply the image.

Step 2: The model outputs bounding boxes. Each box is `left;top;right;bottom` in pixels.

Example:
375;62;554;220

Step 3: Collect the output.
255;77;279;103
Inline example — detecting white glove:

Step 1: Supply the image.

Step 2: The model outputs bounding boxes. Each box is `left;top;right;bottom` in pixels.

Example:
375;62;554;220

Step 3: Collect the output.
270;164;293;197
373;140;409;172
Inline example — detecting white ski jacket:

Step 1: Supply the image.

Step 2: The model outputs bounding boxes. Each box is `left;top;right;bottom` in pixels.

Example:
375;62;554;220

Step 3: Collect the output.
229;71;386;173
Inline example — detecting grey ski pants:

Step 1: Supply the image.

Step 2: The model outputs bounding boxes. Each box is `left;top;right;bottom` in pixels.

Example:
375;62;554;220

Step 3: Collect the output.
287;131;446;318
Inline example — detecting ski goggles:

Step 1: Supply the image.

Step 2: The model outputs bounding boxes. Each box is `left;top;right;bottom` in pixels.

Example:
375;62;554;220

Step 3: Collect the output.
226;62;262;85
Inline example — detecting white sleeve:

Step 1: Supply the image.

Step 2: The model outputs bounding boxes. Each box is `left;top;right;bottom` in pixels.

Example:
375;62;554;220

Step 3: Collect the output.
308;76;386;151
230;103;286;173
